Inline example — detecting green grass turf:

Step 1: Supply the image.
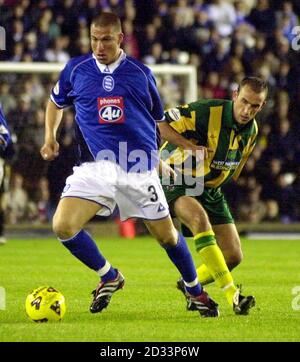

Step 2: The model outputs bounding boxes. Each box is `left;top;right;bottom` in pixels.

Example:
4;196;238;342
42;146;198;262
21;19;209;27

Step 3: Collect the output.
0;236;300;342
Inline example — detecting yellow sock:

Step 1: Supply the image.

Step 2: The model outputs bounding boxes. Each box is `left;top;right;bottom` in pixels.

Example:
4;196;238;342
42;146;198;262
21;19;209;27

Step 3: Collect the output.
194;230;237;306
196;264;214;285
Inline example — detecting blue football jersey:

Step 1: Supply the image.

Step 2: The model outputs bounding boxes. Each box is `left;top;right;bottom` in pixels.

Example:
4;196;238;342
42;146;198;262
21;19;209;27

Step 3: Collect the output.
0;104;12;150
51;52;164;172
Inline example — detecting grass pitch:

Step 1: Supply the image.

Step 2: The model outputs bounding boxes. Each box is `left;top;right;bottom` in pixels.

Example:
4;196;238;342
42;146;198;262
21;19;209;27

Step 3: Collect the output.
0;235;299;342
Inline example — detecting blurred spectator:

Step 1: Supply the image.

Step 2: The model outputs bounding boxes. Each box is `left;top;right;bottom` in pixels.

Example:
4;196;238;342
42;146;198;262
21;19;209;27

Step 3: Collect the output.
139;23;160;58
234;0;250;25
175;0;194;28
202;72;226;99
263;200;279;222
276;1;298;44
238;187;267;223
275;61;294;95
45;36;70;62
261;158;282;200
2;173;36;224
35;177;52;223
207;0;237;37
203;37;230;73
122;19;140;59
247;0;276;35
268;118;296;162
0;83;17;114
143;42;164;64
10;42;24;62
275;173;295;223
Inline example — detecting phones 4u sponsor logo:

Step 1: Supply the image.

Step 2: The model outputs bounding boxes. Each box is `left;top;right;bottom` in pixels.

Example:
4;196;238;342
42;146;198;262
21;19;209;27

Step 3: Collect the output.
98;96;125;124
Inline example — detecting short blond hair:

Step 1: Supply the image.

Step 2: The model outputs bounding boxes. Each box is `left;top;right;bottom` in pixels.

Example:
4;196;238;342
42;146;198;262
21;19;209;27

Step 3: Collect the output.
91;12;122;32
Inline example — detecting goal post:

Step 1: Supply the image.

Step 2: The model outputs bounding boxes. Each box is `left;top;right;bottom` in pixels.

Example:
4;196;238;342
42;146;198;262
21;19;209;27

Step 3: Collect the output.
151;64;198;104
0;62;198;105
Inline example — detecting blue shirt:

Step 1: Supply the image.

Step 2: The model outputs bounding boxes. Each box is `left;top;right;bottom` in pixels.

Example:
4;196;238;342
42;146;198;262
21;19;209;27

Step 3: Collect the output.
0;104;12;150
51;52;164;172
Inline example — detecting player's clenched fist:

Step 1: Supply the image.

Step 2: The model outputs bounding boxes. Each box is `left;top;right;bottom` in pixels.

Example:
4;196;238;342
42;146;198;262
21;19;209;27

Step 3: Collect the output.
40;140;59;161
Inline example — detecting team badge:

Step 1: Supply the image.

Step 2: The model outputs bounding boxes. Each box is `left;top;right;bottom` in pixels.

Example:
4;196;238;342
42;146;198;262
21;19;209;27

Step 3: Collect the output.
98;96;125;124
102;76;114;91
226;150;237;161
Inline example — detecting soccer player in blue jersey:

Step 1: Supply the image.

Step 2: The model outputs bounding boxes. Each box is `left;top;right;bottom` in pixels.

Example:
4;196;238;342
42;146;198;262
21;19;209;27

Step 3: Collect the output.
40;12;219;317
0;105;13;245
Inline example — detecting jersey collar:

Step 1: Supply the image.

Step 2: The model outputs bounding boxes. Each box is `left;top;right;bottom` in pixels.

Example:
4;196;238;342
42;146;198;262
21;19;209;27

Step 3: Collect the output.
93;50;126;74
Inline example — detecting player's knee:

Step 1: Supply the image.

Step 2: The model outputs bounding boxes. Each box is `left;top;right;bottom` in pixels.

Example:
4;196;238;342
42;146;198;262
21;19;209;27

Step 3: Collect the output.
156;230;178;247
188;215;211;235
52;217;79;240
179;210;210;236
226;249;243;270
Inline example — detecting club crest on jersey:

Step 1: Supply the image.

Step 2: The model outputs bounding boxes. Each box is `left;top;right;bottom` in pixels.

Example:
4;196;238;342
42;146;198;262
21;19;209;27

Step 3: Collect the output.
98;96;125;124
102;75;114;91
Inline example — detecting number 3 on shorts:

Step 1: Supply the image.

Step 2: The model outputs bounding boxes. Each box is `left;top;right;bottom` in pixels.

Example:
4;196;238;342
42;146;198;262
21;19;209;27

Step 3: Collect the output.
148;185;158;202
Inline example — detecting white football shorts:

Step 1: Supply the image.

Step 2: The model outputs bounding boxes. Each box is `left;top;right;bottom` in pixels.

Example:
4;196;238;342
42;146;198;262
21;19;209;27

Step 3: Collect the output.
61;160;169;221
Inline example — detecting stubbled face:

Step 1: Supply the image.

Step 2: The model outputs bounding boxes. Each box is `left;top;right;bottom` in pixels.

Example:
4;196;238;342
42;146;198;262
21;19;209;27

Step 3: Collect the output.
90;24;123;65
233;85;267;125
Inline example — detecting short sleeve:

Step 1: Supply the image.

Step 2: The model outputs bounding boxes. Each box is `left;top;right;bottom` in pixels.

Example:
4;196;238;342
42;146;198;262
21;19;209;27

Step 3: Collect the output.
50;60;74;108
0;105;12;149
148;72;165;122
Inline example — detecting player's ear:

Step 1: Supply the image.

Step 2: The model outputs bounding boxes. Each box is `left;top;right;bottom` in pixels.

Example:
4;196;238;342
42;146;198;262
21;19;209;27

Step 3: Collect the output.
232;89;238;101
118;32;124;45
260;100;267;110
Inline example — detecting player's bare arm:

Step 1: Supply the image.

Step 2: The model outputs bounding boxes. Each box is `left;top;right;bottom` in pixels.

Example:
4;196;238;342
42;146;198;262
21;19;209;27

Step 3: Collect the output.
158;121;213;159
158;159;176;179
40;100;63;161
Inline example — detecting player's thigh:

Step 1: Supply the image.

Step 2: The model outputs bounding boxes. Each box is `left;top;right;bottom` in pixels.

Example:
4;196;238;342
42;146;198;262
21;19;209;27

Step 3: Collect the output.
212;223;243;268
144;215;178;246
53;197;102;238
173;196;211;235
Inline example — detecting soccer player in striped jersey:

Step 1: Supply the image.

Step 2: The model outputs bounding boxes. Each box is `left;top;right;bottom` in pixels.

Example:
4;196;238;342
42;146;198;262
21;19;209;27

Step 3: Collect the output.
40;12;219;317
159;77;268;314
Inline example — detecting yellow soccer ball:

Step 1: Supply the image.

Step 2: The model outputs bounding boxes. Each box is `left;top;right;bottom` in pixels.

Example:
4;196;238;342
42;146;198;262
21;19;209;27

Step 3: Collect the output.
25;286;66;322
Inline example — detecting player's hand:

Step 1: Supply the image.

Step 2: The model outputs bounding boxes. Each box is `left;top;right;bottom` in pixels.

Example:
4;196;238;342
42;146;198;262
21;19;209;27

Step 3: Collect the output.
158;159;177;179
40;140;60;161
188;144;213;161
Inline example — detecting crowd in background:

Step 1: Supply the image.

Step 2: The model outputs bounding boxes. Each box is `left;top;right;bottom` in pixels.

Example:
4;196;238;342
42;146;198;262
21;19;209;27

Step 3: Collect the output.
0;0;300;225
